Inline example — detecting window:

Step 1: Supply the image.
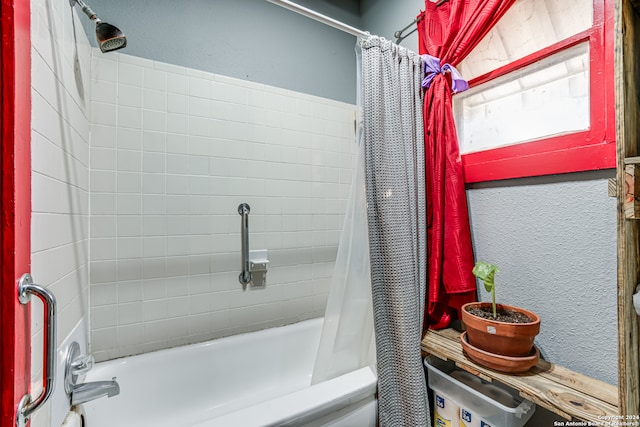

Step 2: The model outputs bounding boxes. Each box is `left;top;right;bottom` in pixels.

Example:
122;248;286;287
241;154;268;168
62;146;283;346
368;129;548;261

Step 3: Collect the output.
454;0;614;182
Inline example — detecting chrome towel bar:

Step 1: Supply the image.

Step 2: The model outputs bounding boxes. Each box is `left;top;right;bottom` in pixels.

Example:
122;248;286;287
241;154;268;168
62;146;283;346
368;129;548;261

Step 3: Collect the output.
17;274;57;427
238;203;252;286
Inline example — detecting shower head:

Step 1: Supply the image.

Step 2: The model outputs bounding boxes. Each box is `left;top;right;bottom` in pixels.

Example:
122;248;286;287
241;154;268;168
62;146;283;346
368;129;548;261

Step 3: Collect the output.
95;21;127;53
70;0;127;53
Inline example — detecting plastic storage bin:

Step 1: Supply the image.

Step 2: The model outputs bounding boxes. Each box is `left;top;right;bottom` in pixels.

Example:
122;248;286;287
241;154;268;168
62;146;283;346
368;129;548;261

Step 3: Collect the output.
425;356;535;427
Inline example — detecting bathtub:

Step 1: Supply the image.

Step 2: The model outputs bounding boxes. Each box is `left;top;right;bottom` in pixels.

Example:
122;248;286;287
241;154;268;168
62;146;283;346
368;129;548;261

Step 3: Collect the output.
82;318;377;427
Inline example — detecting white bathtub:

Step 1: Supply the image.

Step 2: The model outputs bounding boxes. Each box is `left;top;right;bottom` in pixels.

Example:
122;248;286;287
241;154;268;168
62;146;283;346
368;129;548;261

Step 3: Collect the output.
82;318;377;427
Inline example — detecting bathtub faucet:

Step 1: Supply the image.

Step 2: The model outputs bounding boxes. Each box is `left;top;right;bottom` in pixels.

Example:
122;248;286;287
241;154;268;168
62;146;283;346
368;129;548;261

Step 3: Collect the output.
69;378;120;405
64;342;121;405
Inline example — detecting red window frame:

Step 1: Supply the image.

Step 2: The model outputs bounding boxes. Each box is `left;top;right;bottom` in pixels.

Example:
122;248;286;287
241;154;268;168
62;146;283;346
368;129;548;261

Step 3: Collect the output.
460;0;615;183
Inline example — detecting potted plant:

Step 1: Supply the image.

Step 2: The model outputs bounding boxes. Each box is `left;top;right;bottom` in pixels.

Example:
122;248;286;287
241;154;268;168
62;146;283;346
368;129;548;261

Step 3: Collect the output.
460;261;541;372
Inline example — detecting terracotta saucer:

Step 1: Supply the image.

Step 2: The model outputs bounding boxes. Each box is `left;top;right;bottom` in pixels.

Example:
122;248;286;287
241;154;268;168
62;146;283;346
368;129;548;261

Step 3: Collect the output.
460;331;540;374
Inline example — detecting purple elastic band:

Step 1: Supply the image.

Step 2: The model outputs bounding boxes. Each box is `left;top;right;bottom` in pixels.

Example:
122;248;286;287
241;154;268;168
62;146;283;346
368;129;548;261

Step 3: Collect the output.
421;54;469;93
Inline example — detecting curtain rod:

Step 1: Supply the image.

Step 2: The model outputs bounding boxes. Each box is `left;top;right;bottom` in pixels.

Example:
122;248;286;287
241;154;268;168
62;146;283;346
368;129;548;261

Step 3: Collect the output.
266;0;369;38
394;19;418;44
394;0;448;44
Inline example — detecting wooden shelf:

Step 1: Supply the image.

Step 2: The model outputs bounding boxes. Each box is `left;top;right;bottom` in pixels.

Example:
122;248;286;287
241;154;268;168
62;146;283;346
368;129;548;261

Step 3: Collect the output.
624;156;640;164
422;328;618;423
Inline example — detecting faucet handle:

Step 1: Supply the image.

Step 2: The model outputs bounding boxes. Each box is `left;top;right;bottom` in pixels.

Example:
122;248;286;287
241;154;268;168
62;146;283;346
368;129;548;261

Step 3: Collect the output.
70;354;95;376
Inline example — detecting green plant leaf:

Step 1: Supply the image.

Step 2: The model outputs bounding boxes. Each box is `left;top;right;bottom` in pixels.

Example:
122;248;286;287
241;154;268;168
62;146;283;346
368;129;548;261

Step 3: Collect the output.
472;261;499;286
472;261;499;318
483;280;494;294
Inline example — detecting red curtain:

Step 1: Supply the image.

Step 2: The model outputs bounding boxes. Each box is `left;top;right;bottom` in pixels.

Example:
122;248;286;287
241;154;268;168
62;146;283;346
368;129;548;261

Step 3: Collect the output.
417;0;516;329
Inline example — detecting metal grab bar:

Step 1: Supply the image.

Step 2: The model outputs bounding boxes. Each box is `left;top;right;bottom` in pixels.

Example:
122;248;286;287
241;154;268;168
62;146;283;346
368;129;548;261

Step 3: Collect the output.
17;273;57;427
238;203;252;285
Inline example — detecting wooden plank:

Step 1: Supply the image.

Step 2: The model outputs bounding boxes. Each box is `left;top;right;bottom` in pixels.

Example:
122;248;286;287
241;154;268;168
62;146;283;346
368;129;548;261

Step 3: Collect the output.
424;329;618;406
609;178;618;197
624;164;640;218
616;0;640;416
530;360;618;407
422;329;618;423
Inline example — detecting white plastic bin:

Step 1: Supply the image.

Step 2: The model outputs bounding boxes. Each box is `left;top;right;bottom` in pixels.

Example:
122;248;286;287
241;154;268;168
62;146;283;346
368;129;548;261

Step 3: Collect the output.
425;356;535;427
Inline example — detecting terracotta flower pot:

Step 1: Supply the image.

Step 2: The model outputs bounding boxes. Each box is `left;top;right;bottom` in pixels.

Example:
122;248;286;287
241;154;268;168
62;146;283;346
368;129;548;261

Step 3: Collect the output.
461;302;541;358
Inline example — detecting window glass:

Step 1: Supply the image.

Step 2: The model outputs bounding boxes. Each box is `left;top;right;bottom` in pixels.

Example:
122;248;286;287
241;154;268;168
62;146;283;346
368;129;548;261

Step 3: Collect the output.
458;0;593;80
454;42;590;154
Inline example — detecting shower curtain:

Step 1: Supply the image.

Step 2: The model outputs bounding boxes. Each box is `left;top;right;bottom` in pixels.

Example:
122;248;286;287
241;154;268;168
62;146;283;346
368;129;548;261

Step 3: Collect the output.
311;45;376;383
312;35;428;426
362;36;428;426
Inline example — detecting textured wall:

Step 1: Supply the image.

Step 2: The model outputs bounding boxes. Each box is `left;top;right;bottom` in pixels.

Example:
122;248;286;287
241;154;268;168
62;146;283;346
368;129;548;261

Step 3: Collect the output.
89;51;356;361
78;0;361;104
360;0;424;52
30;0;92;425
467;172;618;385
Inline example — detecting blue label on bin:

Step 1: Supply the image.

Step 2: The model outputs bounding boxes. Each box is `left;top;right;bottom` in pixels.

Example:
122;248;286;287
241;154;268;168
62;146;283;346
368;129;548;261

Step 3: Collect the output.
435;419;448;427
461;409;472;422
481;421;492;427
436;395;445;408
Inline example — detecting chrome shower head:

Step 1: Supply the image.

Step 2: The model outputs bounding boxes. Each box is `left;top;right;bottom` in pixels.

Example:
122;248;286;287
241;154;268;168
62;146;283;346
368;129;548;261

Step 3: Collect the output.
95;21;127;53
70;0;127;53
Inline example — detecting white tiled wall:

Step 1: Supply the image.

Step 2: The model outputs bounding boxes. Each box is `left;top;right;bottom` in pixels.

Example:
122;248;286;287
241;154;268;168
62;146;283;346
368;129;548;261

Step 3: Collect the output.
30;0;92;426
89;52;356;361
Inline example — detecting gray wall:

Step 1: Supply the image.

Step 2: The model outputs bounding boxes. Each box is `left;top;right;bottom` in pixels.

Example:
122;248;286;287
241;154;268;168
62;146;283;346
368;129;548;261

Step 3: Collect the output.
468;171;618;385
85;0;426;103
84;0;361;103
360;0;424;52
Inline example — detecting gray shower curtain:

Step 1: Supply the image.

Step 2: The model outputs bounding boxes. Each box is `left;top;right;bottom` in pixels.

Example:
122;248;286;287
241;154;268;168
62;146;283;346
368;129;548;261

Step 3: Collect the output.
360;36;429;426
